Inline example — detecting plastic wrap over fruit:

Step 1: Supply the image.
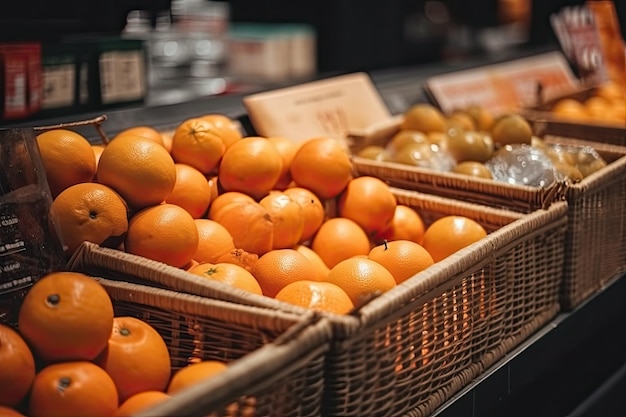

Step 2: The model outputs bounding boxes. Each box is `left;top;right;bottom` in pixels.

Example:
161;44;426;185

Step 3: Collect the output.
390;142;456;172
485;145;557;187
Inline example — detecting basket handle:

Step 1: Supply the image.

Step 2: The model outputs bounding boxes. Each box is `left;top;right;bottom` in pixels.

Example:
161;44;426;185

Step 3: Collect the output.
33;115;110;144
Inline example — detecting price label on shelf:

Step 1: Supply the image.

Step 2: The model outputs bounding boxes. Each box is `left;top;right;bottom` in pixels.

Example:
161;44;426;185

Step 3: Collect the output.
424;52;581;115
243;72;391;144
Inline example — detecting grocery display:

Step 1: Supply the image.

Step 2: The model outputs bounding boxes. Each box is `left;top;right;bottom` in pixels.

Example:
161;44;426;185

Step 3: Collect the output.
1;0;626;415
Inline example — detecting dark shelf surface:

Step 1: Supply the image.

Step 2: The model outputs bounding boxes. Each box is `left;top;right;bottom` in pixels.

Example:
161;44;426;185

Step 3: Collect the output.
432;272;626;417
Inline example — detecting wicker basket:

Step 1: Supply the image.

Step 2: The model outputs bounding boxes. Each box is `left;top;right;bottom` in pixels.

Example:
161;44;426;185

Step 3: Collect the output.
61;273;332;417
69;189;567;417
352;132;626;310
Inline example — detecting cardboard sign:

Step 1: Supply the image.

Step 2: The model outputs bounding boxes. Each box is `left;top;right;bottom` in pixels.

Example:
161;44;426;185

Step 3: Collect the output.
243;72;391;143
424;51;581;116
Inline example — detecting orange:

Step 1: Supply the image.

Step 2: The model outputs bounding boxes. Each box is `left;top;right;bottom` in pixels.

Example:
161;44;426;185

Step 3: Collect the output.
199;114;243;150
113;391;171;417
213;248;260;273
338;176;397;238
28;361;118;417
251;249;314;298
96;135;177;209
421;215;487;262
311;218;371;269
584;96;612;120
18;272;113;362
36;129;97;197
165;164;213;218
368;240;434;284
114;125;165;147
170;118;227;174
377;205;426;244
188;262;263;295
96;317;171;402
0;325;35;407
0;406;26;417
294;244;330;282
125;204;199;268
552;98;587;120
50;182;128;255
193;219;236;264
289;137;353;200
325;257;396;307
207;191;255;220
218;137;284;200
267;136;300;190
401;104;447;133
209;201;274;256
275;280;354;314
92;145;105;167
283;187;325;243
167;360;227;395
259;191;304;249
161;130;174;153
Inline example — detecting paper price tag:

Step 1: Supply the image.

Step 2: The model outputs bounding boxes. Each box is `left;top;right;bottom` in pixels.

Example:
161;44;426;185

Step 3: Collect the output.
243;72;391;144
424;52;580;115
550;5;608;86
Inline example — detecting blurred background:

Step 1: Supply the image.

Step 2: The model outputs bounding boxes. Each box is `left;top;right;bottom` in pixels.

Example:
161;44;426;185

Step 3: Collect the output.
0;0;623;121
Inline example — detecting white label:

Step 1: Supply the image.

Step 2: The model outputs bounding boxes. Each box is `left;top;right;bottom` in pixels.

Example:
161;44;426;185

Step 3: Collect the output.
42;64;75;109
100;50;146;104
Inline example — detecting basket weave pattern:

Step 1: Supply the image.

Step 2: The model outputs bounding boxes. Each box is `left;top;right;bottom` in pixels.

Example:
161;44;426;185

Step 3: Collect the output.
82;278;331;417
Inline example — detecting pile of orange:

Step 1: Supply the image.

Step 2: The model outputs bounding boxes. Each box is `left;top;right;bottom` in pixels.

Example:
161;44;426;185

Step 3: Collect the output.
0;271;228;417
550;81;625;125
41;114;488;316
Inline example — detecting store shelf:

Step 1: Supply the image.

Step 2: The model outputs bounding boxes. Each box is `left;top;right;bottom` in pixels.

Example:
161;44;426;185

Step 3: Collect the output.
431;272;626;417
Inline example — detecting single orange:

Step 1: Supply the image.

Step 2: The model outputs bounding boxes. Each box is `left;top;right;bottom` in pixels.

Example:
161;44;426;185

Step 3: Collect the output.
0;325;35;407
165;164;213;218
259;191;304;249
275;280;354;314
325;257;396;307
207;191;255;220
283;187;325;243
368;240;434;284
113;391;171;417
96;317;172;402
161;130;174;153
18;272;114;362
209;201;274;256
114;125;165;147
218;137;284;200
50;182;128;255
170;117;227;174
251;249;314;298
167;360;227;395
96;135;177;209
92;145;105;167
421;215;487;262
36;129;97;197
193;219;236;264
188;262;263;295
289;137;353;200
198;114;243;150
125;204;199;268
267;136;300;190
294;244;330;282
28;362;118;417
377;205;426;244
338;176;397;238
311;218;371;269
